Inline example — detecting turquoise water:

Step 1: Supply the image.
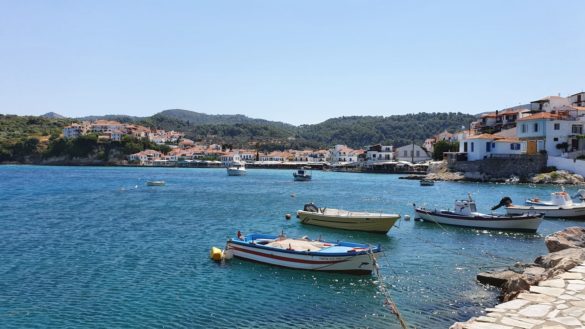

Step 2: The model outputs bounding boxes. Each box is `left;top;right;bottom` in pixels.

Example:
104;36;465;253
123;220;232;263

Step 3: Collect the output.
0;165;582;328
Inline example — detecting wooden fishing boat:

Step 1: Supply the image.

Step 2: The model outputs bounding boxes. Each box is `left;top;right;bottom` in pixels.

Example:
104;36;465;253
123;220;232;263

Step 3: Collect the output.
296;203;400;233
293;167;312;181
414;195;543;232
225;232;381;274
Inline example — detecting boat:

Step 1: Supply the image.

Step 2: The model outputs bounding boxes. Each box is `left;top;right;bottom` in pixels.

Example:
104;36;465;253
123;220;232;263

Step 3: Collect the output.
296;203;400;233
227;162;247;176
420;179;434;186
526;189;585;206
414;194;543;232
500;192;585;219
146;180;165;186
225;231;381;274
293;167;312;181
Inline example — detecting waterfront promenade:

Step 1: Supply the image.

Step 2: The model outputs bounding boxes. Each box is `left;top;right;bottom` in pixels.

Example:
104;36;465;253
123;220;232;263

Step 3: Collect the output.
453;261;585;329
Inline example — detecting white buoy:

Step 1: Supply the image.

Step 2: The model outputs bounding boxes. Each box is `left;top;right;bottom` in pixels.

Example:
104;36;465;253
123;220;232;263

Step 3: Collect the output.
404;214;411;221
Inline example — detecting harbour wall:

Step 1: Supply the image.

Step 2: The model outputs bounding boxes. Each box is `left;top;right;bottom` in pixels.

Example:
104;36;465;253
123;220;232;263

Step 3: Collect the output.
548;156;585;176
448;155;547;180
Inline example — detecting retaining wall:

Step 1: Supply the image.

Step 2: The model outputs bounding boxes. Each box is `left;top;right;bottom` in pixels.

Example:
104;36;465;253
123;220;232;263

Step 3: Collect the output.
448;155;547;180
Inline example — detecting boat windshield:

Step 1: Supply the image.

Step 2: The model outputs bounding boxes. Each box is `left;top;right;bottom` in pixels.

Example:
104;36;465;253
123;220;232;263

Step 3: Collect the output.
470;203;477;212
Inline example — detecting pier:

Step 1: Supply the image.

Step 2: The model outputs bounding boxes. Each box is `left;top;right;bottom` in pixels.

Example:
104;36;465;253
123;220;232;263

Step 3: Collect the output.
452;261;585;329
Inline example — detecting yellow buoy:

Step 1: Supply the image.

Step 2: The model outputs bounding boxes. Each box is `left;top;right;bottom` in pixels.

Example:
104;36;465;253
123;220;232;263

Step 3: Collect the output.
210;246;224;261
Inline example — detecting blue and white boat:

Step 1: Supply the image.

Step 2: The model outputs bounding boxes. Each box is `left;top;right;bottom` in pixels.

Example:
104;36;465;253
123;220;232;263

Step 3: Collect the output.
225;232;381;274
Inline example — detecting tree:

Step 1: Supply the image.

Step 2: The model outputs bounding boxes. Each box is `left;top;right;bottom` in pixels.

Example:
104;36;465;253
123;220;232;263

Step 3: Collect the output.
432;140;459;160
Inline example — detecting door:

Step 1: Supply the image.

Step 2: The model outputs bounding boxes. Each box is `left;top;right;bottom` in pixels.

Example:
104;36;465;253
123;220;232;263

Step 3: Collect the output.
527;140;537;155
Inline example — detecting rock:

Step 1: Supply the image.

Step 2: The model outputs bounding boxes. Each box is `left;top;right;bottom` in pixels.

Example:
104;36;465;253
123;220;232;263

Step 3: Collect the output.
545;227;585;252
501;276;530;301
535;248;585;270
530;170;585;185
477;270;520;287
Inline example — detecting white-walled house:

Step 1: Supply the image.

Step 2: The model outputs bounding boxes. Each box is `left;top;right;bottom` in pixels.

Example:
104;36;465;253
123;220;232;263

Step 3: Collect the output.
459;134;526;161
220;152;242;166
128;150;163;164
394;144;431;163
330;145;361;163
529;96;571;112
516;112;556;154
365;144;394;162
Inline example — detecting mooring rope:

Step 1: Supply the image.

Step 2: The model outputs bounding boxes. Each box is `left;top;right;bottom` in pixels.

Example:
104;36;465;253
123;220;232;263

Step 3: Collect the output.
368;248;409;329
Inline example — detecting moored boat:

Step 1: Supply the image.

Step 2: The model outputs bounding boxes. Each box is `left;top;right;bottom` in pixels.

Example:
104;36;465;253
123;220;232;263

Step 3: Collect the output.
501;192;585;219
227;162;247;176
225;231;381;274
146;180;165;186
414;195;543;232
297;203;400;233
420;179;434;186
293;167;312;181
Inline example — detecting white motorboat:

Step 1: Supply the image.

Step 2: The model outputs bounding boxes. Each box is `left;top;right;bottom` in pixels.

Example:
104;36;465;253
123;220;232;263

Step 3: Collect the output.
293;167;312;181
296;203;400;233
146;180;165;186
224;231;381;274
502;192;585;219
526;189;585;206
414;195;543;232
227;163;247;176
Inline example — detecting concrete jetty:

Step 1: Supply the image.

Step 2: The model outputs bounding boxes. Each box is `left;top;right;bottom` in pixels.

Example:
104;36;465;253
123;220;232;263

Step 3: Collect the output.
452;261;585;329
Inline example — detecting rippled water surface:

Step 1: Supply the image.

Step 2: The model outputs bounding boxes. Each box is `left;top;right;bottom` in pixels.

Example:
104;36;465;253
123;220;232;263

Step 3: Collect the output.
0;165;582;328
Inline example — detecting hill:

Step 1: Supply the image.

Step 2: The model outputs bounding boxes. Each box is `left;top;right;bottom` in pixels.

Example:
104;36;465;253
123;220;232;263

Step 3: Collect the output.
41;112;66;119
75;109;476;149
296;112;476;148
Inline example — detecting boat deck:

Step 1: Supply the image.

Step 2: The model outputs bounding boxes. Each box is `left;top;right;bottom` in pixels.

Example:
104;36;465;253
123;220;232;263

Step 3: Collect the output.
261;238;356;253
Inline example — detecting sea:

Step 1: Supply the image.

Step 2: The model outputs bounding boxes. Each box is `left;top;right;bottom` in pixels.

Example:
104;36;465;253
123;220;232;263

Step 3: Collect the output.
0;165;581;328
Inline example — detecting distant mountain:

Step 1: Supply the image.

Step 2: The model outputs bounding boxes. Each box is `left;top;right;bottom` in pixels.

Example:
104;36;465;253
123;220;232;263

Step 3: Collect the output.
41;112;65;119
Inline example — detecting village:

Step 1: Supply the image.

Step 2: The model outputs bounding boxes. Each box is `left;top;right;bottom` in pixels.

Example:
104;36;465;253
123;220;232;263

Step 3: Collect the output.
60;91;585;177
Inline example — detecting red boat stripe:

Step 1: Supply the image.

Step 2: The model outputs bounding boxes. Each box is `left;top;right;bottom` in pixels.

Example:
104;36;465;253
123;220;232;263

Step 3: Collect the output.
230;246;346;264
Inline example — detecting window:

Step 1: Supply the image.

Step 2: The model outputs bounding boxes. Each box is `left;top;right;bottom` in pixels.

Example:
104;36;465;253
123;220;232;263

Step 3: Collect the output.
510;143;520;150
403;150;407;157
554;137;558;142
534;123;539;132
572;125;583;134
416;151;420;157
522;124;527;133
471;142;474;152
554;123;560;130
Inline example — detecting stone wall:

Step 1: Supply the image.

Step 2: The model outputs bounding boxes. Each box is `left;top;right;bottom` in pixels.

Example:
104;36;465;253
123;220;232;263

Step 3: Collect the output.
448;155;547;180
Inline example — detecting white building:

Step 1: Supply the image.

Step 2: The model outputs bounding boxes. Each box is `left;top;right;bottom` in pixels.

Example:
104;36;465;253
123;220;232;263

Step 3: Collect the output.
128;149;163;164
364;144;393;162
220;152;242;166
459;134;525;161
394;144;431;163
329;145;361;163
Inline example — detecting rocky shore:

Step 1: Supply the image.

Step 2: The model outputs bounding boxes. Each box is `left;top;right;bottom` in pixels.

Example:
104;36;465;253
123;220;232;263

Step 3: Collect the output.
420;161;585;185
451;227;585;329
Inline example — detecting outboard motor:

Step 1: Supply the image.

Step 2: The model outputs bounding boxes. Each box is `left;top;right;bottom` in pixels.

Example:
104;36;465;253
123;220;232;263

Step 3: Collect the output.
303;203;319;212
491;196;513;210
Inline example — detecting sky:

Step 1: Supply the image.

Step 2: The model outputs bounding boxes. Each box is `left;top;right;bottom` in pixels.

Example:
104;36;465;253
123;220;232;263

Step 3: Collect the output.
0;1;584;125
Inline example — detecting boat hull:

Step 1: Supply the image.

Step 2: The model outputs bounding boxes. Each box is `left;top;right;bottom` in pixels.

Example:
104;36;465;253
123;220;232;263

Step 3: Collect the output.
146;181;165;186
414;208;542;232
226;241;378;274
227;168;247;176
297;210;399;233
506;205;585;219
293;174;311;181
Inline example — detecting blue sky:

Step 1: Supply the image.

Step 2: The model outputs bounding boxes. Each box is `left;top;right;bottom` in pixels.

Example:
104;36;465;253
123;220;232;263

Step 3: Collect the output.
1;1;583;125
